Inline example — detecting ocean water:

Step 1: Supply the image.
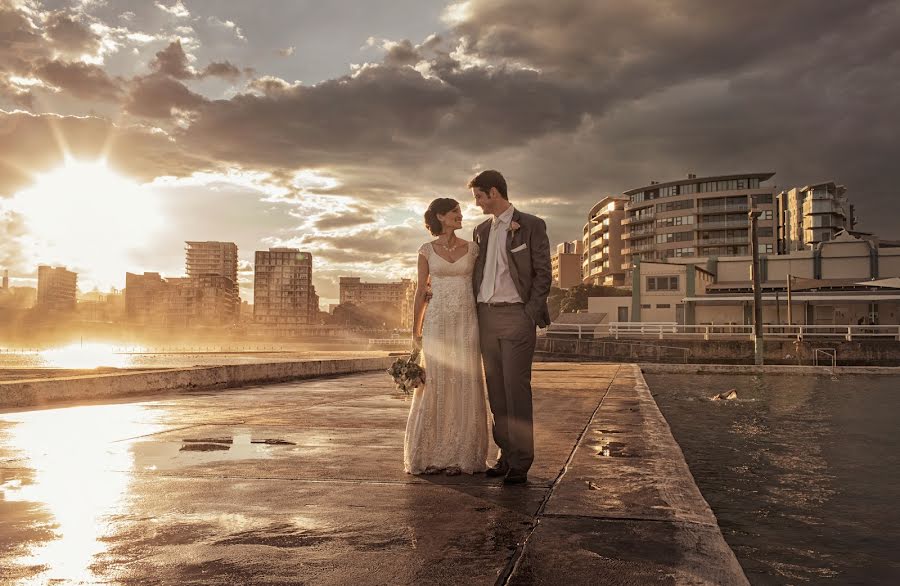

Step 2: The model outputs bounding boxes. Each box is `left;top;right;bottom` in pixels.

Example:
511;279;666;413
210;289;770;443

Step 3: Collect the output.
645;373;900;585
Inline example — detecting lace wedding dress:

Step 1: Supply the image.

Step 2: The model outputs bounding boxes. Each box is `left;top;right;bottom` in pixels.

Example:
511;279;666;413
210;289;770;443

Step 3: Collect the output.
403;241;495;474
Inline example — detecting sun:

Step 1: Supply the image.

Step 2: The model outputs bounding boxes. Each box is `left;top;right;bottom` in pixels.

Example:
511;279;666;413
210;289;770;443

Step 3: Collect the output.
9;159;163;290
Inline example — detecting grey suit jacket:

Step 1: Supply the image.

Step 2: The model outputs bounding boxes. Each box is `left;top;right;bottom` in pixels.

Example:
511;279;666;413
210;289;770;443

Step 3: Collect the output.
472;208;552;328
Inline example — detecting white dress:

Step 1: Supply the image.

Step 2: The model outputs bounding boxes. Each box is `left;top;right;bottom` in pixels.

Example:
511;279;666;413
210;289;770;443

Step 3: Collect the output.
403;241;495;474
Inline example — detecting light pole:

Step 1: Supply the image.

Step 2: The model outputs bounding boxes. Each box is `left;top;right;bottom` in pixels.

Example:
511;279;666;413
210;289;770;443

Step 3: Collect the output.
749;210;764;365
786;273;793;327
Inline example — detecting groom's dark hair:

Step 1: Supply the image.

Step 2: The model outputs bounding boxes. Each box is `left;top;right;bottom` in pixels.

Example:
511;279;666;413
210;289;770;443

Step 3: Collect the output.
468;169;508;200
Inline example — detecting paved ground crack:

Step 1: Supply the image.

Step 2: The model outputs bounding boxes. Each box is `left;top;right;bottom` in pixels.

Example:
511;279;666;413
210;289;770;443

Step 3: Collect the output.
495;365;621;586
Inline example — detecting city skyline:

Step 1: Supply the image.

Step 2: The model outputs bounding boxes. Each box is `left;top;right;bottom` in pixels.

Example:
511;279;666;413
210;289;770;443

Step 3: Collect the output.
2;0;899;305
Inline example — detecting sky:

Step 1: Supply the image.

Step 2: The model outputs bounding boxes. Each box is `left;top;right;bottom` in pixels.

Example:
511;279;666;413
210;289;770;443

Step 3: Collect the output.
1;0;898;306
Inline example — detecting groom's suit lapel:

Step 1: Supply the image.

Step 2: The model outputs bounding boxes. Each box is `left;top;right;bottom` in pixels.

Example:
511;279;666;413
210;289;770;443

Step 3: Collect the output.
506;209;522;286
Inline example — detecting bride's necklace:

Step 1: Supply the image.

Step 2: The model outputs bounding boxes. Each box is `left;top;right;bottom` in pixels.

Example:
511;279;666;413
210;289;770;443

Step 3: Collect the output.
435;236;463;252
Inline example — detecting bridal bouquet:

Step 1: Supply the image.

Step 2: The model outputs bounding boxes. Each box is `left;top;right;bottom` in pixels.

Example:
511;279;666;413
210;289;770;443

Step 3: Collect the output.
387;348;426;395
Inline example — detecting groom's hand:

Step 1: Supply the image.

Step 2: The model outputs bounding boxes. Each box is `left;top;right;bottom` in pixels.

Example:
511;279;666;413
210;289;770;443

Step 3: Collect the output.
423;284;433;303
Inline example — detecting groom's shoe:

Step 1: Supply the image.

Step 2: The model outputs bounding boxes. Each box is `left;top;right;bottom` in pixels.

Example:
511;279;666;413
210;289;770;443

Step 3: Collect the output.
485;462;509;478
503;470;528;485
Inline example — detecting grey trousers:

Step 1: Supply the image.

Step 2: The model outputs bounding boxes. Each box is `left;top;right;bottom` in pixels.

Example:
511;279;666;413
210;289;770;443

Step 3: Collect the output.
477;303;536;473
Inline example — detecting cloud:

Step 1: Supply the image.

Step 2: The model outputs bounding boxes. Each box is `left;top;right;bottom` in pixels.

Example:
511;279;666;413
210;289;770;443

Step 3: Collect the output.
125;73;207;118
313;209;377;231
149;39;195;79
44;10;103;56
275;46;294;57
35;60;123;101
154;1;189;19
200;60;242;81
0;110;210;196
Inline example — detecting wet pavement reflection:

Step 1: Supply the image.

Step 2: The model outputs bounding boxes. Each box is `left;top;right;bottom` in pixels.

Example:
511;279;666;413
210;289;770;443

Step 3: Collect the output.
1;404;165;584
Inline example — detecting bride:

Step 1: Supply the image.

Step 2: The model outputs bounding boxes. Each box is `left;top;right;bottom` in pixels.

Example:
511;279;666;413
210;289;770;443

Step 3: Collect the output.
403;197;494;475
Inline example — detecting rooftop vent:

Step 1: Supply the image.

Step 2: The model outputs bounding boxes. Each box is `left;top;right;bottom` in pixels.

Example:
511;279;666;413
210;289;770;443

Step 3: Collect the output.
687;173;697;179
650;180;659;185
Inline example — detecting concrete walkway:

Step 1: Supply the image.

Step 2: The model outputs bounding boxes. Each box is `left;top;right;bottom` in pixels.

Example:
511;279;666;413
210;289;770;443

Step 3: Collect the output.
0;363;747;585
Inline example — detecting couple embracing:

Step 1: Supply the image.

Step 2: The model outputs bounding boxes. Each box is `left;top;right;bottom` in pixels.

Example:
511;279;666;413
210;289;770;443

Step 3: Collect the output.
403;170;552;485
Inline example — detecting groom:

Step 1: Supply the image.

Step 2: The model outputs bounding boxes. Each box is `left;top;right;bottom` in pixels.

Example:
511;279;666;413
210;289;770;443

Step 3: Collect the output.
470;170;551;485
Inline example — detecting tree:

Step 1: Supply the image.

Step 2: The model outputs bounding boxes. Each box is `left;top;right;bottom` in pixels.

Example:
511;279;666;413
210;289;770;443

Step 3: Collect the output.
552;284;630;319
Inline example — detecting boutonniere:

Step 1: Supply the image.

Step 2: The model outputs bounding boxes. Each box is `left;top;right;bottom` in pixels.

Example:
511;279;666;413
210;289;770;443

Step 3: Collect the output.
508;220;521;234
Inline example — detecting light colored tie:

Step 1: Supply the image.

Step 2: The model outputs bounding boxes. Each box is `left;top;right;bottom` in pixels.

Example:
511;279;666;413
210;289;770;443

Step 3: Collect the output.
481;218;502;301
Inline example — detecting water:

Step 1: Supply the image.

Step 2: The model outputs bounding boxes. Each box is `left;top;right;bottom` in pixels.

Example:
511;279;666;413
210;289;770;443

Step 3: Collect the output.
645;373;900;585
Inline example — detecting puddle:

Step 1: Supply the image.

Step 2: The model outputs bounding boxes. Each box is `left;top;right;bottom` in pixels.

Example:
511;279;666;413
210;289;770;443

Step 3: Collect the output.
133;433;295;471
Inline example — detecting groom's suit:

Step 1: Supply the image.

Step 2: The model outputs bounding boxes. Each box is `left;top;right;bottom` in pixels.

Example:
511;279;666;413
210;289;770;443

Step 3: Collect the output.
473;207;552;475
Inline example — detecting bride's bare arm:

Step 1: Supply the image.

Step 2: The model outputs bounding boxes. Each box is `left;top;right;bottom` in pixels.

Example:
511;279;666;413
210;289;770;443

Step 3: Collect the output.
412;253;430;347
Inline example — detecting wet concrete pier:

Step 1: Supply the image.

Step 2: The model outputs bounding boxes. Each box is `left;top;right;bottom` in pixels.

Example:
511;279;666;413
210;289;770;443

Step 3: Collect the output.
0;363;747;584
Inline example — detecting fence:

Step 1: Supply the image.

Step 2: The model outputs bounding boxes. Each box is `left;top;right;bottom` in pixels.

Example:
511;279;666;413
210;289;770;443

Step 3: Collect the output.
537;337;690;363
606;322;900;341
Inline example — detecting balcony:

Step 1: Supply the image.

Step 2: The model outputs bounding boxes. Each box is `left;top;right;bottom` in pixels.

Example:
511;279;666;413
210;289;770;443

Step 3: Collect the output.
696;219;749;230
623;243;655;255
698;203;749;215
698;236;750;246
622;227;654;240
622;211;655;225
624;199;654;212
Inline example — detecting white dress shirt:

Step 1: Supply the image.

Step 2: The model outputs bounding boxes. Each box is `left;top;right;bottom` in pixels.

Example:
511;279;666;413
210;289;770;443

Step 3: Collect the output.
478;205;523;304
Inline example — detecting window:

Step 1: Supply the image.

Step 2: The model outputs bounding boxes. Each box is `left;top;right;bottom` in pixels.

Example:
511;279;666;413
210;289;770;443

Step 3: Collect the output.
761;210;773;221
758;244;774;254
656;215;694;228
656;231;694;244
647;276;679;291
656;304;671;309
641;304;651;309
758;227;773;237
656;199;694;213
752;193;773;205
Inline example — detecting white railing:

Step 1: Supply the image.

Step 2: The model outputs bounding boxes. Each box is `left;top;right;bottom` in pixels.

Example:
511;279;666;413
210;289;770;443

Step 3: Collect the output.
542;323;608;339
606;322;900;341
367;338;412;347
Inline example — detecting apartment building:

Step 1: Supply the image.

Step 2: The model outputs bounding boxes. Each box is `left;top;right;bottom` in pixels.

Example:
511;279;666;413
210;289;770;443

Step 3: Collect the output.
551;240;584;289
36;265;77;312
776;181;854;253
621;173;778;277
339;277;415;328
253;248;315;335
185;241;239;322
581;196;628;287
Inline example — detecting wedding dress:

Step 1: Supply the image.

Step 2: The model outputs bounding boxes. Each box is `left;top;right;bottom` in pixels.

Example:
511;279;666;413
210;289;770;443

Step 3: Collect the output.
403;241;495;474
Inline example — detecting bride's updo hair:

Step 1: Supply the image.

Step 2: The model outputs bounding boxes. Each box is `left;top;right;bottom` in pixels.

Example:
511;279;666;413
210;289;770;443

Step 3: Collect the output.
424;197;459;236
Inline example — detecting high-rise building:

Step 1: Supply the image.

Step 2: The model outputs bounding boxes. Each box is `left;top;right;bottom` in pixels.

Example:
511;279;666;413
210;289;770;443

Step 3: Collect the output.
125;272;169;324
776;181;853;253
253;248;314;335
551;240;584;289
582;196;629;287
339;276;415;328
185;241;239;323
621;173;778;278
36;265;77;312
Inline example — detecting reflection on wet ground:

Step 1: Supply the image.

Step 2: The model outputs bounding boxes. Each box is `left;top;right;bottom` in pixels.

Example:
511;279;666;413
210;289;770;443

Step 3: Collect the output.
0;365;625;584
646;373;900;585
